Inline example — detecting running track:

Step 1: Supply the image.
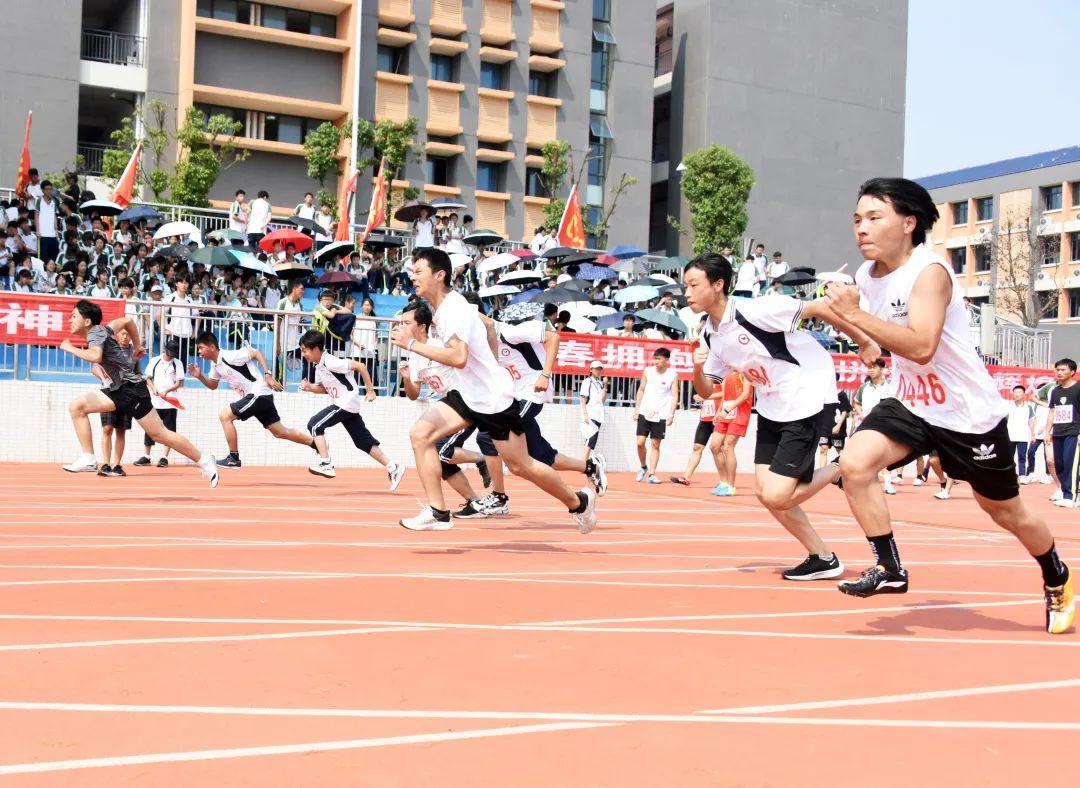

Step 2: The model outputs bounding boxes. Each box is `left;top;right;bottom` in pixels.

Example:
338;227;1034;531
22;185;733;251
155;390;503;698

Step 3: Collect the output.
0;463;1077;786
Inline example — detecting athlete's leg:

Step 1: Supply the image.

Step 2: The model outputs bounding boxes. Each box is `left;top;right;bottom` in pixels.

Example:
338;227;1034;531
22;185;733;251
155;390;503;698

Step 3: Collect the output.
754;466;832;557
720;435;739;486
138;410;204;463
267;421;314;447
410;402;470;512
837;430;912;538
446;468;479;502
974;492;1055;556
757;462;842;511
112;428;126;467
681;444;705;481
493;432;580;509
635;434;647;468
647;437;662;476
219;407;240;453
68;390;115;455
101;424;114;464
367;445;391;467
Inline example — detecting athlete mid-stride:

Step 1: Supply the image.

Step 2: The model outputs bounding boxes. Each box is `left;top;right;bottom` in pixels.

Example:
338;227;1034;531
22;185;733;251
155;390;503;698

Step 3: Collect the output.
825;176;1073;634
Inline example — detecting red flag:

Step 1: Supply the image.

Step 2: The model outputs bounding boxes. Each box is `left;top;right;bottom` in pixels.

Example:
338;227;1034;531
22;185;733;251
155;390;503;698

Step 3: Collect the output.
557;183;586;248
108;140;142;208
334;168;360;242
13;111;32;200
357;159;388;247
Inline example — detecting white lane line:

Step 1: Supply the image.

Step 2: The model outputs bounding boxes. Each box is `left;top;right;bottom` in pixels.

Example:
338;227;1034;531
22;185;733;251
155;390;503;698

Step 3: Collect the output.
0;722;609;776
699;676;1080;715
0;563;358;577
0;574;342;589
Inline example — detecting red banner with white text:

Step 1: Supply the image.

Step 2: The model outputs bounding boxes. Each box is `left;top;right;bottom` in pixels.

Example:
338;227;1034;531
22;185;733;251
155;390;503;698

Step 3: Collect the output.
552;333;1053;398
0;293;125;347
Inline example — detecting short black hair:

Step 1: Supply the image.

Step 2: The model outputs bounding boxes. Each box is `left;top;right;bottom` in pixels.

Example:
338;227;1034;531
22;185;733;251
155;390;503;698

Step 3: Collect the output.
41;180;53;189
462;290;485;314
1012;385;1026;392
684;252;734;294
257;190;269;199
16;268;33;280
653;347;671;359
543;303;558;319
413;247;452;288
195;331;219;348
28;168;38;176
299;329;325;350
872;358;887;368
235;189;246;197
1055;358;1077;372
119;277;135;289
74;299;103;325
289;280;304;293
857;177;940;246
304;192;314;198
400;300;433;329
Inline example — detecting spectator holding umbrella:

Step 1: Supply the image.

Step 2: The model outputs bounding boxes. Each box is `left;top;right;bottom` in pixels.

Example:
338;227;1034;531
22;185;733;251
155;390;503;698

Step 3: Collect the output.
412;207;436;250
315;202;334;251
766;251;789;283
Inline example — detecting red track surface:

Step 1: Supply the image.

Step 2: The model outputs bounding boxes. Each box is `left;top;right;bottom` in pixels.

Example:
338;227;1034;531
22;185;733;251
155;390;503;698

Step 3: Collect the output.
0;463;1077;786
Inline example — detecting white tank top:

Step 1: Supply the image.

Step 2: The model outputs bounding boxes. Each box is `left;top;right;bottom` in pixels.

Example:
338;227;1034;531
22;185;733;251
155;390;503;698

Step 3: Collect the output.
855;244;1006;433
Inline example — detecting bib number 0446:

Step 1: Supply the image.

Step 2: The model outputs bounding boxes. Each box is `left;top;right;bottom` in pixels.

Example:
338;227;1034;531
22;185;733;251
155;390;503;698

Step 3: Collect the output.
896;373;946;406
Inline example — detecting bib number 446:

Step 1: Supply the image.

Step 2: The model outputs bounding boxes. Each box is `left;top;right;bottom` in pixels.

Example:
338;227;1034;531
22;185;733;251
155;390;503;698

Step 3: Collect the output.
896;373;946;407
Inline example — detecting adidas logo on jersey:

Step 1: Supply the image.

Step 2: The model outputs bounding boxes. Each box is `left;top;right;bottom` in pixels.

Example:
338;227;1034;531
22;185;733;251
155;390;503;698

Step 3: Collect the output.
972;443;997;461
889;298;908;319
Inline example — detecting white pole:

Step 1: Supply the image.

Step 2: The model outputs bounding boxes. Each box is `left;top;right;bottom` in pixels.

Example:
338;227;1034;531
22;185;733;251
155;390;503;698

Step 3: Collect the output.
348;3;363;240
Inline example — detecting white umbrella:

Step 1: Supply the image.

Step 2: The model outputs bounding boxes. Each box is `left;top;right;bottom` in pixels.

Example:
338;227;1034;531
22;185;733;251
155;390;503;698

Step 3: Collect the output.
449;253;472;269
78;199;123;217
567;314;596;333
565;302;616;318
497;269;543;286
153;220;201;241
479;284;521;298
477;252;519;273
229;252;276;277
650;273;676;285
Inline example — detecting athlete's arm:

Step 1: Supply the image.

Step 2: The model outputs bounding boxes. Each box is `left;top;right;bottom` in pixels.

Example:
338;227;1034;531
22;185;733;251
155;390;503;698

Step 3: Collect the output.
186;363;220;390
691;345;716;400
390;323;469;368
248;348;283;392
537;330;559;393
799;299;880;363
349;360;377;401
60;339;103;364
632;369;646;419
299;379;327;394
399;364;422;401
824;267;950;365
106;315;143;358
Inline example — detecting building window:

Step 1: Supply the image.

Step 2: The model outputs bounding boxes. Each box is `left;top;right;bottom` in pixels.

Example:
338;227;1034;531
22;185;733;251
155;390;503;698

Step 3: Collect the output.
949;247;966;274
264;113;314;145
528;70;554;97
974;245;991;272
652;93;670;164
424;157;453;187
1042;238;1060;267
593;0;610;22
194;103;247;133
377;45;408;74
196;0;254;24
587;137;607;189
975;196;993;222
951;200;968;225
477;161;503;192
261;5;336;36
1070;289;1080;319
591;40;609;93
480;61;505;90
525;168;545;198
1042;184;1063;212
585;204;604;248
1072;182;1080;208
1042;292;1060;321
430;54;456;83
1071;232;1080;262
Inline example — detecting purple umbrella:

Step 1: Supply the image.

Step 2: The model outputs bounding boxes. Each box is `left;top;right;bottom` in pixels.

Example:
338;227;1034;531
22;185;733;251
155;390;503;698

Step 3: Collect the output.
574;263;617;281
508;287;542;305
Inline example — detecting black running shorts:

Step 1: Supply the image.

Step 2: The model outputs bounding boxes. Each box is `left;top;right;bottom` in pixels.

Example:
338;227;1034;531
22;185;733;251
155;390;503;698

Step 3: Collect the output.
755;410;822;483
440;389;524;442
307;405;379;452
103;380;154;421
694;420;715;447
856;397;1019;501
230;393;281;428
636;416;666;441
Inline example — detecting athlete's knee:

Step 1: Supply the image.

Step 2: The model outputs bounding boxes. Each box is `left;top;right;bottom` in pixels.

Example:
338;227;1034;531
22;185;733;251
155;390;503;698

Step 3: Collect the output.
757;487;791;511
305;415;322;435
409;420;435;448
68;398;86;417
838;452;875;483
501;452;530;476
218;408;234;423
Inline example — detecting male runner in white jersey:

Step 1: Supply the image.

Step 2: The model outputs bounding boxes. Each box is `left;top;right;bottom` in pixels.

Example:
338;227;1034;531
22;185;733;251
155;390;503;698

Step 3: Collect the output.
824;176;1073;633
390;247;597;533
686;252;869;580
58;300;219;486
297;329;405;488
187;331;314;467
633;348;678;483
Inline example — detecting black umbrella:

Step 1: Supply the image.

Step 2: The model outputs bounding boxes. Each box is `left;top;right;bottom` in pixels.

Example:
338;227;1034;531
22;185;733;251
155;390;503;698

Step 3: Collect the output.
286;215;322;235
188;246;236;267
393;201;434;224
530;288;584;306
315;240;356;262
548;252;597;268
540;246;579;260
778;270;818;287
362;233;406;251
78;199;123;217
273;261;315;280
464;229;504;246
556;279;591;292
155;244;191;260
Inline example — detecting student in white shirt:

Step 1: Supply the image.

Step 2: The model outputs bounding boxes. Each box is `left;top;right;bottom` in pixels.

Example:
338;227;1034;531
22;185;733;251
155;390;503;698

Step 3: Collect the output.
187;331;314;468
632;347;678;484
389;247;597;532
298;329;405;487
1006;385;1035;480
579;359;607;460
135;339;186;467
412;207;436;249
294;192;316;221
765;252;789;283
163;274;196;362
314;202;334;248
229;189;249;234
246;190;273;246
732;257;759;297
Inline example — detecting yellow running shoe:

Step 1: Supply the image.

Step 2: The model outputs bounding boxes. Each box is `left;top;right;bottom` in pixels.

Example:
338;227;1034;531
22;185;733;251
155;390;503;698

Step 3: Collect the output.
1045;569;1076;635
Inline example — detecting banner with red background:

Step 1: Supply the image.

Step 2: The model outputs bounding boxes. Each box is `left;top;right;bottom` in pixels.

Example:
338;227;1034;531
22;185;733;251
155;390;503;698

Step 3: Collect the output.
553;332;1053;397
0;293;125;347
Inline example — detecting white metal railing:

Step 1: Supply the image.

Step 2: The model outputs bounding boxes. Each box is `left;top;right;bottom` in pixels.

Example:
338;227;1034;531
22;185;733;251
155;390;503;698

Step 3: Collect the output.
81;29;145;67
991;320;1052;368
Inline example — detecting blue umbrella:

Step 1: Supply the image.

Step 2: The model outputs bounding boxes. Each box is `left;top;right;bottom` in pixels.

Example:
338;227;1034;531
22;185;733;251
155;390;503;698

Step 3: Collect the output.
574;263;617;281
116;205;163;223
610;244;646;259
508;287;542;305
594;311;637;332
613;284;660;304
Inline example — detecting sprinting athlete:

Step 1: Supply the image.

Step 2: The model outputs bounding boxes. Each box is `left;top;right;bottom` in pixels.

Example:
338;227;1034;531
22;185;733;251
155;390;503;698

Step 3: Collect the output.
390;247;597;533
298;329;405;487
825;176;1073;633
59;299;219;486
187;331;314;467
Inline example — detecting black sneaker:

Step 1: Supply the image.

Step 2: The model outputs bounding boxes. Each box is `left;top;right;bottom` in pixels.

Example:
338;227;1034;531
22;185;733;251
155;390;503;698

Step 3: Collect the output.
97;464;112;476
133;456;152;467
783;553;844;581
217;455;242;468
157;457;169;468
453;500;491;519
839;565;909;597
477;459;492;488
107;465;126;477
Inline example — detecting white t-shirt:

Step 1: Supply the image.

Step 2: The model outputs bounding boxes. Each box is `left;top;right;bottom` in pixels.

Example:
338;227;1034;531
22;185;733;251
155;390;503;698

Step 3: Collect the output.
229;200;248;232
314;352;363;413
247;198;272;234
1006;401;1034;442
37;198;58;239
315;211;333;242
277;296;304;351
638;365;677;422
700;294;837;422
734;260;758;292
766;260;789;280
208;347;272;397
856;378;891;422
295;203;316;221
580;376;606;424
414;218;436;247
495;319;551;404
431;291;514;414
163;292;194;337
407;344;456;398
88;284;114;299
1034;403;1051;436
146;354;185;410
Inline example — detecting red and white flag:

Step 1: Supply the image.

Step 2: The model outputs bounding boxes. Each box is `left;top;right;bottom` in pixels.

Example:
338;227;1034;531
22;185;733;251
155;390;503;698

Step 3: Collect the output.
108;140;143;208
357;159;388;247
13;111;32;199
556;183;586;248
334;168;360;242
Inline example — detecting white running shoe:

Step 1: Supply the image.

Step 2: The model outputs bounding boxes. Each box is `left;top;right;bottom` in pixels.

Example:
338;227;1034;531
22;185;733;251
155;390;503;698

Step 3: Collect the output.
571;488;598;534
62;454;99;473
647;474;662;484
893;475;904;486
884;484;897;495
1040;475;1054;485
1017;474;1030;485
400;506;453;531
477;492;510;515
912;478;924;487
934;489;950;500
197;454;219;488
309;459;336;478
1051;490;1064;502
1052;497;1076;508
387;462;405;491
635;467;647;482
588;453;608;497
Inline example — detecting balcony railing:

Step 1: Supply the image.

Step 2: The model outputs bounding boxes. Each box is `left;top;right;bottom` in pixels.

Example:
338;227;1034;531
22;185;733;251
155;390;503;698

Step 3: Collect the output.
81;29;146;67
77;142;116;176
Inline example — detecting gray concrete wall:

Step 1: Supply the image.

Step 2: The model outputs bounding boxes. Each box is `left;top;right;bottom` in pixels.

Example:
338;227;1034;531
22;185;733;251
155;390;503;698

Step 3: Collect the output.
1047;323;1080;361
0;1;82;179
194;33;343;105
146;0;181;173
209;151;316;206
558;0;593;236
669;0;907;267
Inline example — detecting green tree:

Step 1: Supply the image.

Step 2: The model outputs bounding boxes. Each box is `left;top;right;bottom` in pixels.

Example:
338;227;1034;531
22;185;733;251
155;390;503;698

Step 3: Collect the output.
539;139;570;229
303;119;354;191
170;106;248;207
676;145;754;254
102;99;172;201
355;117;420;220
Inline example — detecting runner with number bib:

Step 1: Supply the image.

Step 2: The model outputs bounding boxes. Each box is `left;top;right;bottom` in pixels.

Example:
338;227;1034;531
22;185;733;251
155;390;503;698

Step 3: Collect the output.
824;177;1073;634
